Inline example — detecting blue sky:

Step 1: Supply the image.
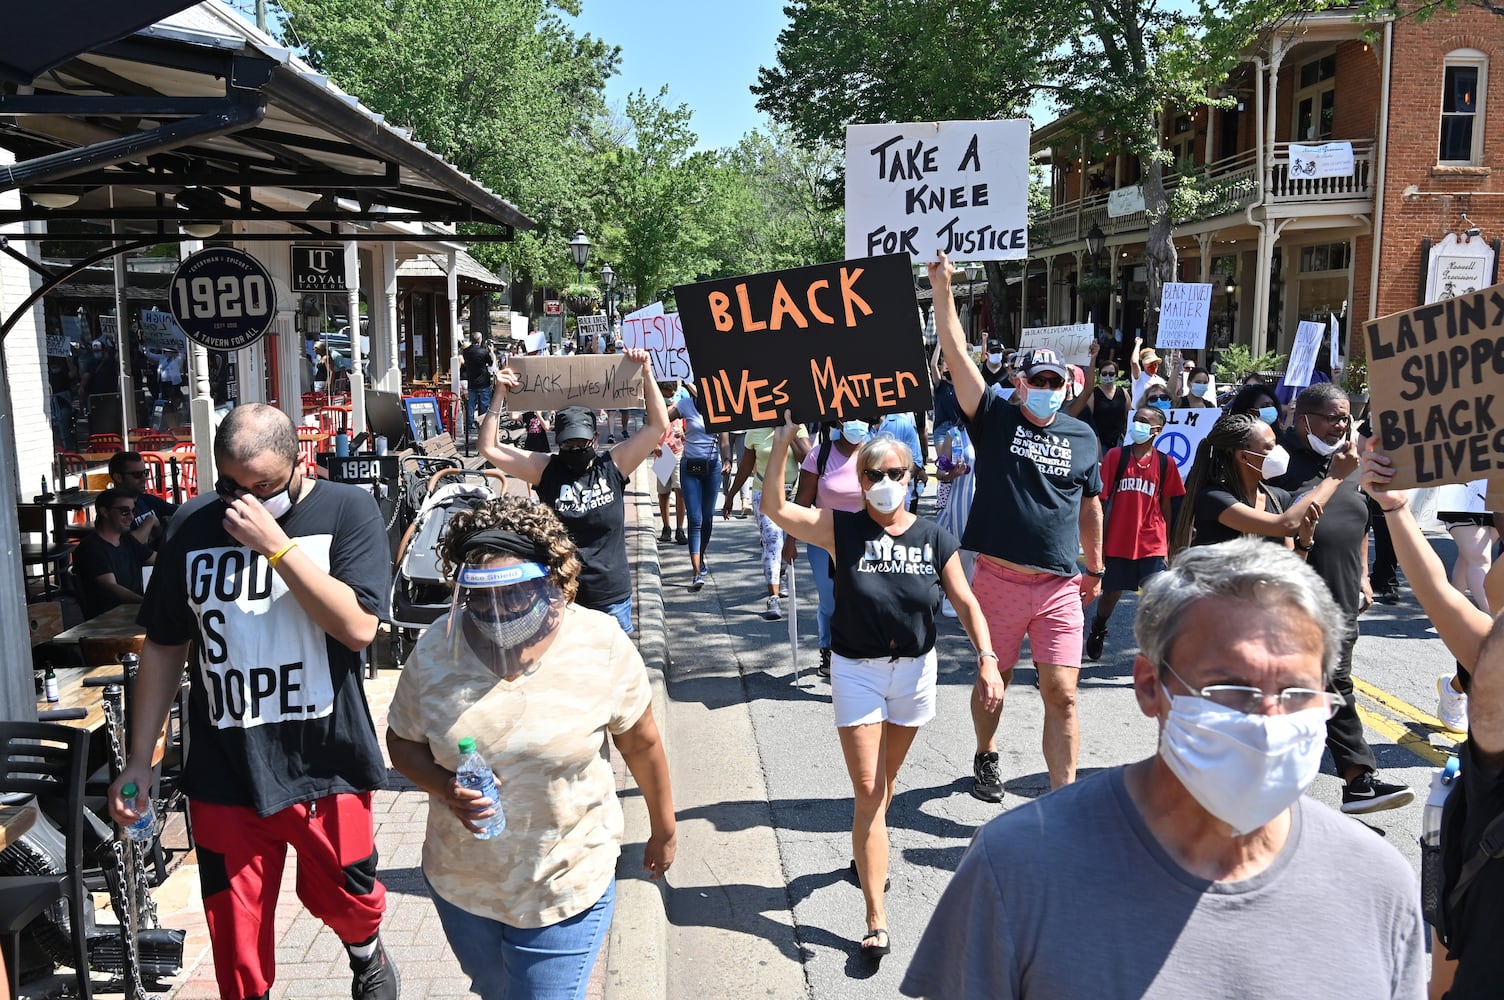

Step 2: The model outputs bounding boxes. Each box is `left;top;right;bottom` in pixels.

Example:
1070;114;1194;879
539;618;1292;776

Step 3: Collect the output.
566;1;789;151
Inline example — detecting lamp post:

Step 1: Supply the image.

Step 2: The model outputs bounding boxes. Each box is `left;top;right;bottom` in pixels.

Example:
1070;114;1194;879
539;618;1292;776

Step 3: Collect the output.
963;262;981;347
600;262;616;334
1223;276;1237;345
569;228;591;284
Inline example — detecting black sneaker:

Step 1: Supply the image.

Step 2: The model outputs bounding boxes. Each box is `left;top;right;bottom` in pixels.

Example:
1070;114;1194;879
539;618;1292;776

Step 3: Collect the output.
675;529;688;545
1340;773;1416;815
1085;623;1108;661
972;752;1004;803
817;647;832;678
349;935;400;1000
1374;585;1401;605
659;526;671;543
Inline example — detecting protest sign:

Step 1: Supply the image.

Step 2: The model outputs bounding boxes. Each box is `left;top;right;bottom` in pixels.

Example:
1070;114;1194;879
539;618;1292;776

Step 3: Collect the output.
140;309;186;351
503;354;645;411
1107;186;1145;218
1329;313;1341;371
1289;141;1354;179
1285;320;1325;388
1366;282;1504;490
652;448;677;486
676;253;931;432
576;313;610;343
845;119;1030;261
1019;323;1094;366
1156;283;1213;351
523;332;548;354
1121;407;1214;475
622;302;694;381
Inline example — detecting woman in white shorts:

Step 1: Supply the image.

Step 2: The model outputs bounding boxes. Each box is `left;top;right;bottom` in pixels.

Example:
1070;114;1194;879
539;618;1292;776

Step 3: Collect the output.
761;418;996;963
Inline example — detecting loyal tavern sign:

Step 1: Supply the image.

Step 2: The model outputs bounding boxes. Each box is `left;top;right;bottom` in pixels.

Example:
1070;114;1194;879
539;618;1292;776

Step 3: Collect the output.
291;244;348;292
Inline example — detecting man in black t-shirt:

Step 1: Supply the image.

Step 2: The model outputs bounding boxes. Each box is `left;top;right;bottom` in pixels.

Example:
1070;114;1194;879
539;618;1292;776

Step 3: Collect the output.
979;338;1009;388
108;450;177;549
107;404;398;1000
460;330;497;440
72;488;154;618
1268;383;1413;815
929;255;1105;804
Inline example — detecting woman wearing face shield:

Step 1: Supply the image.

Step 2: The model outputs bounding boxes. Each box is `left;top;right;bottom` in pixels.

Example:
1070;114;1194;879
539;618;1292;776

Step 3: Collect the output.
762;418;996;963
385;497;676;1000
1170;411;1357;555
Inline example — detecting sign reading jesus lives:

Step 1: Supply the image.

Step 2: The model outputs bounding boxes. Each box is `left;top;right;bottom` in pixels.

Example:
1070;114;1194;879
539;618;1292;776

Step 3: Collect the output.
675;254;932;432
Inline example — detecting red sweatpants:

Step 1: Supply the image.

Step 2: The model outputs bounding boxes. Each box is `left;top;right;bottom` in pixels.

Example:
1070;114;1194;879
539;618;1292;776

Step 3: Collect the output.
190;793;387;1000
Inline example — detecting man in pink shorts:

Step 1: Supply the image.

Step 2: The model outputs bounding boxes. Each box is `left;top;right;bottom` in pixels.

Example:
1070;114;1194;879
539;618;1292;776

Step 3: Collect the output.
927;256;1105;800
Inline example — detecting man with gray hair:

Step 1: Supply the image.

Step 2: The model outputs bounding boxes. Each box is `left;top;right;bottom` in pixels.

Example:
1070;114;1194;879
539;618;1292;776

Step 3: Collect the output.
902;539;1425;999
108;404;399;1000
1268;380;1414;814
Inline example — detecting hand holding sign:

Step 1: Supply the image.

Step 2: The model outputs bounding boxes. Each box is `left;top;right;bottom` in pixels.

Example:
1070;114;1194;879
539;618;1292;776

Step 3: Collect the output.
926;252;957;294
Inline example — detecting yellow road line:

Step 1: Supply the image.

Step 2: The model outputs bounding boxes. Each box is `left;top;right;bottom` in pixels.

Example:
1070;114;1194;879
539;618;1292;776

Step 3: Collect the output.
1352;677;1457;737
1354;705;1451;768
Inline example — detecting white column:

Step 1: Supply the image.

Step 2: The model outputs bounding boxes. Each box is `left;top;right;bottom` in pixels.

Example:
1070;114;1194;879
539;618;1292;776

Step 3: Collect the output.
345;235;366;436
380;241;401;393
182;239;218;485
447;249;461;391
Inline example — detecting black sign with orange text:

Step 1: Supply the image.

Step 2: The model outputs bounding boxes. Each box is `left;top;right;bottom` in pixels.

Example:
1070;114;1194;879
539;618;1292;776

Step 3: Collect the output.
675;254;932;431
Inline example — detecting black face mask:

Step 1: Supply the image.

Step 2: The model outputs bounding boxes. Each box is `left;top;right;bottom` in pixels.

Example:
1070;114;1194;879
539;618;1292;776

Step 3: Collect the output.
558;447;595;474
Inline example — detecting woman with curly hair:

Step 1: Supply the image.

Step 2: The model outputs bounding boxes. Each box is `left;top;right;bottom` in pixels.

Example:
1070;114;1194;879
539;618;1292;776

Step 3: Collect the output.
385;495;676;1000
1170;410;1356;554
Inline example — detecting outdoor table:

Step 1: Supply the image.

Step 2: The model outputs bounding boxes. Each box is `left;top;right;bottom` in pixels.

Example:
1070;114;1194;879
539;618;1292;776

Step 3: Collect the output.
51;604;143;646
35;665;122;733
20;491;100;544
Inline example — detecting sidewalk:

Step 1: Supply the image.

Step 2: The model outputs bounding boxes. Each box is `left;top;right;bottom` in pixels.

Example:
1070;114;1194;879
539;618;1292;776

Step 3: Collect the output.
148;469;675;1000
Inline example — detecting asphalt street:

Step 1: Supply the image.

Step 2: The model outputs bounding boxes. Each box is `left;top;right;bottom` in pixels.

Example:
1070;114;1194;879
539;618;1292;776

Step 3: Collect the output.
655;495;1466;999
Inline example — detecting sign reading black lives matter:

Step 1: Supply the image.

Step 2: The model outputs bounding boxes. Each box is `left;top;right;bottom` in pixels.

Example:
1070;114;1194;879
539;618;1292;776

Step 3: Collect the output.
169;247;276;351
1366;281;1504;490
676;254;932;432
845;119;1030;261
291;244;348;292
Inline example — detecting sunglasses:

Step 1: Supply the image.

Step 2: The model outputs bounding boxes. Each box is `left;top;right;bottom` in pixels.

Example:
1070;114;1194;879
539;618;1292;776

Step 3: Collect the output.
1145;395;1171;404
1026;375;1065;390
861;467;908;484
109;506;135;516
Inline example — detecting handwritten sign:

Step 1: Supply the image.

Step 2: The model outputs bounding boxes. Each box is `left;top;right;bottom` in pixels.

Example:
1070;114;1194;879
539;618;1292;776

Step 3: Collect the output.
622;302;693;381
1019;323;1094;366
1289;141;1354;179
46;332;70;357
1120;408;1214;474
504;355;645;411
576;313;610;342
844;119;1030;261
140;309;186;351
1107;185;1145;218
1366;282;1504;489
1156;283;1214;350
523;332;548;354
1285;320;1325;388
675;254;932;432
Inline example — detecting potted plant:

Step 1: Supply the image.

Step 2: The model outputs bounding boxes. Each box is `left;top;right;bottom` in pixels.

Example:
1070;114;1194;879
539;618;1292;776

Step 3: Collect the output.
564;282;601;316
1341;357;1368;405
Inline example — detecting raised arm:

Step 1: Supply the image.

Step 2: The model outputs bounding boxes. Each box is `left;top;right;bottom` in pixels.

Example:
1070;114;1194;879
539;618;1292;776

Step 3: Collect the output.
761;418;835;555
927;254;984;421
479;367;552;485
1067;341;1100;418
613;350;670;474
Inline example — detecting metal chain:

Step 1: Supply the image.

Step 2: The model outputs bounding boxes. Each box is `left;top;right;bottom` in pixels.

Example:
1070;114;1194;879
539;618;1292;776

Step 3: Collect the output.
103;693;153;999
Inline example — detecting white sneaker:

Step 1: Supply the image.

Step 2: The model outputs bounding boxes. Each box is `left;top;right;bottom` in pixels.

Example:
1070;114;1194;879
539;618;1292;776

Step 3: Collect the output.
763;595;784;621
941;597;958;618
1437;675;1468;734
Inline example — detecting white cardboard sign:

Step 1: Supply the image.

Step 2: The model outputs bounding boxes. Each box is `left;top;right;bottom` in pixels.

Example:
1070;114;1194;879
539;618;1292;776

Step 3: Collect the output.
1285;320;1325;388
1120;407;1214;474
1156;283;1214;351
622;302;693;381
1019;323;1094;365
845;119;1030;261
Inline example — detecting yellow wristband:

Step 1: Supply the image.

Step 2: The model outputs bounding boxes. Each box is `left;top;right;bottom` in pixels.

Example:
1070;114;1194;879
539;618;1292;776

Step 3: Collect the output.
267;540;299;569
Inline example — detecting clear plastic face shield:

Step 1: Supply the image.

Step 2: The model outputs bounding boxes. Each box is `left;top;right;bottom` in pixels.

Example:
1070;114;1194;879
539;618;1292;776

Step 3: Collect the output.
448;559;565;678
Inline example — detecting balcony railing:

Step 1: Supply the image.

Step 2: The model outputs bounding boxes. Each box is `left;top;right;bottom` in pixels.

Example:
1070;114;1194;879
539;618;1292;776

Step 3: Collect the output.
1035;139;1375;249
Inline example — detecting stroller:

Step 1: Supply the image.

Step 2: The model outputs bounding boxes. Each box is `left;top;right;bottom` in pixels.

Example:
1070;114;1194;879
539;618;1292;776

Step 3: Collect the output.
389;466;509;664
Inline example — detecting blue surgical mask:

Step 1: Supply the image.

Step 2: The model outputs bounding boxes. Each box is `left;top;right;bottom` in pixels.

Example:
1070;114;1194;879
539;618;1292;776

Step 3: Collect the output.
1130;421;1154;444
1258;405;1280;425
840;420;870;444
1148;398;1172;413
1022;386;1066;420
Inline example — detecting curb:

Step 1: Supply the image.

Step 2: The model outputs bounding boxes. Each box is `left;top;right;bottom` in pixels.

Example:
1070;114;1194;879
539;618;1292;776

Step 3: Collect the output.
603;464;670;1000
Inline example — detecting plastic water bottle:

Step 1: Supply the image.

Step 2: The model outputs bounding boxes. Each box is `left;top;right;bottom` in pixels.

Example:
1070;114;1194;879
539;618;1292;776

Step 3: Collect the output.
948;427;964;471
455;738;506;839
120;783;157;841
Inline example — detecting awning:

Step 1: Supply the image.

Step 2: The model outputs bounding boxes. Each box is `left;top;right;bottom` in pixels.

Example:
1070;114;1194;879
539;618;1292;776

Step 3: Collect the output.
397;252;506;292
0;1;201;85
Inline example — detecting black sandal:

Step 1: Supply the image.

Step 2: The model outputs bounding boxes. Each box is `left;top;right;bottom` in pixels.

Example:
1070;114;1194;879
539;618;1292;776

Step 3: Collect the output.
860;928;891;959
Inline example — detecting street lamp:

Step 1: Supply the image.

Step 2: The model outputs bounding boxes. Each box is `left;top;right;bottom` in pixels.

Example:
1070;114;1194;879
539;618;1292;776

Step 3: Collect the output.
1085;223;1107;338
963;262;981;347
568;228;591;284
1223;276;1238;344
600;262;616;332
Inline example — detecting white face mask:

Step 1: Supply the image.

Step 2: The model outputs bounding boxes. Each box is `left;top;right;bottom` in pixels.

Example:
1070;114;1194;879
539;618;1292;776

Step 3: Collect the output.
1190;380;1215;399
987;352;1003;366
864;478;907;514
1246;444;1290;480
1304;417;1342;457
1158;690;1328;835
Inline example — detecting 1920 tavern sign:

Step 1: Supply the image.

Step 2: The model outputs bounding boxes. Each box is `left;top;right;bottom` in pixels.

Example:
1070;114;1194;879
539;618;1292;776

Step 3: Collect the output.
291;244;348;292
170;247;277;352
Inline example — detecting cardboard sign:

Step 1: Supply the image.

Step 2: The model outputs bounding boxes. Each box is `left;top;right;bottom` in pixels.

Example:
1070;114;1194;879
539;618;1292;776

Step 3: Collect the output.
1156;283;1214;351
1289;141;1354;179
523;332;548;354
622;302;693;381
1107;185;1145;218
652;448;677;486
675;254;931;432
45;332;70;358
1366;282;1504;489
504;355;645;411
1120;407;1215;474
576;313;610;342
1019;323;1094;365
1285;320;1325;388
140;309;186;351
844;119;1030;261
1329;313;1341;371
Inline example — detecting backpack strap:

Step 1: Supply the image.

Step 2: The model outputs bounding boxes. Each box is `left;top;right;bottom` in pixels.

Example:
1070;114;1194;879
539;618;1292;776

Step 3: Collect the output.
1447;810;1504;915
816;438;834;478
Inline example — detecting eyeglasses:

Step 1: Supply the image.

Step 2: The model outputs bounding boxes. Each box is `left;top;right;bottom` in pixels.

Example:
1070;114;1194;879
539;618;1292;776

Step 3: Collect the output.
1162;661;1344;718
861;467;908;484
1026;375;1065;390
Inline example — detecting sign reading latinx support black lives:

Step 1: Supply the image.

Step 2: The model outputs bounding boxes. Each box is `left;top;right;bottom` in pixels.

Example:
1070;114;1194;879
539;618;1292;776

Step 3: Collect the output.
1366;281;1504;489
676;254;932;432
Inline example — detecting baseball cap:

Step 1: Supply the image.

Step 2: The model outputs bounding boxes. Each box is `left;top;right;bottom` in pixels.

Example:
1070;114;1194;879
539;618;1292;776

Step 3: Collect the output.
554;406;597;443
986;338;1003;353
1018;347;1069;380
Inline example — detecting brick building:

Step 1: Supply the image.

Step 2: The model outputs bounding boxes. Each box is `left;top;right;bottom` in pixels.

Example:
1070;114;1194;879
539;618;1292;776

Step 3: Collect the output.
1027;5;1503;365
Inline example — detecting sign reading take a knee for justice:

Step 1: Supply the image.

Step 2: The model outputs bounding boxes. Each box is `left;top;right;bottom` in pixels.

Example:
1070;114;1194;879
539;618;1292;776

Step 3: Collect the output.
676;254;931;432
1366;281;1504;490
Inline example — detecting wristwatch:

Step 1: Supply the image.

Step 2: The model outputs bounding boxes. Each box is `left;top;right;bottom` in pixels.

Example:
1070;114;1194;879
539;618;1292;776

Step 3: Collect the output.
1084;567;1105;579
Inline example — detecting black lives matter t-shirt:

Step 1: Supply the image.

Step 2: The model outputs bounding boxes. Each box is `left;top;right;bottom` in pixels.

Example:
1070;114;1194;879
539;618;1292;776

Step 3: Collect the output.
536;453;630;609
963;393;1102;576
830;511;958;660
139;480;391;816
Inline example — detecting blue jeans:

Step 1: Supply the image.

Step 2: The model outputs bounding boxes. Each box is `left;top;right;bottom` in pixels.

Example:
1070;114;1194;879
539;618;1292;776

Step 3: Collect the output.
426;874;615;1000
679;454;721;558
467;384;493;436
805;543;835;649
599;596;634;635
